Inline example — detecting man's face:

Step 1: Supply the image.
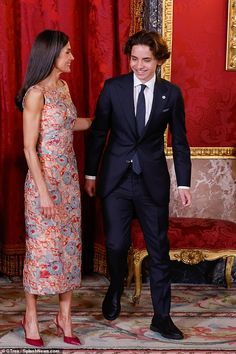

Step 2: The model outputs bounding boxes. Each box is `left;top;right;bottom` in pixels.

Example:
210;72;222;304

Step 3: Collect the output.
130;44;161;83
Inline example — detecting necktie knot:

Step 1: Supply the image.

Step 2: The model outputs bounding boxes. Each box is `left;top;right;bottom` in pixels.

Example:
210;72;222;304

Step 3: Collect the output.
140;84;146;93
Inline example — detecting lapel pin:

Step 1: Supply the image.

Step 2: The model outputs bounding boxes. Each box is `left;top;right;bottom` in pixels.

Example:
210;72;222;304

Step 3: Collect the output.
162;95;166;99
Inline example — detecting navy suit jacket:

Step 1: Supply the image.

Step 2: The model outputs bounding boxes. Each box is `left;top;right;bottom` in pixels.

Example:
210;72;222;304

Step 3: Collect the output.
85;72;191;205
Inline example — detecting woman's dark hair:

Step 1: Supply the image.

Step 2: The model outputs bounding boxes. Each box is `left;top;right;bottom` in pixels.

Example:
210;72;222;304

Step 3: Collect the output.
15;29;69;111
124;30;170;61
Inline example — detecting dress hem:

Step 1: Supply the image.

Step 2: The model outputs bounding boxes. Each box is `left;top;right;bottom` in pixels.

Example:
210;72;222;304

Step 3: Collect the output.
24;284;81;296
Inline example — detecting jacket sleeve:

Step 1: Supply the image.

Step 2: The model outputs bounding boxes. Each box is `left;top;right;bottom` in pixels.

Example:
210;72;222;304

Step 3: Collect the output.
168;86;191;187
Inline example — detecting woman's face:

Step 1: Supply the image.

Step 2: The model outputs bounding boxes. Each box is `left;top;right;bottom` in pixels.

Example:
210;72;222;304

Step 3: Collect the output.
54;42;74;73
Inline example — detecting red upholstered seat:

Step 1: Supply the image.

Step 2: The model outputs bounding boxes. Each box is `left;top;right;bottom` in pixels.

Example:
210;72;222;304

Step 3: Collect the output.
131;217;236;250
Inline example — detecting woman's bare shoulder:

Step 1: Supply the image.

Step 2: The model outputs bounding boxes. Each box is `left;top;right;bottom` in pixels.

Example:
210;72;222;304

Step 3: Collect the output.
23;86;44;109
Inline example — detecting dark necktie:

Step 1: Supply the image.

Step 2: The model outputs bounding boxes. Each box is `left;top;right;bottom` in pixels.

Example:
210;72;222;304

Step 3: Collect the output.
132;84;146;174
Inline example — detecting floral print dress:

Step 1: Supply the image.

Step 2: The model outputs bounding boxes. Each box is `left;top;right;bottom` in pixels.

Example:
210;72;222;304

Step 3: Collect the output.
23;80;81;295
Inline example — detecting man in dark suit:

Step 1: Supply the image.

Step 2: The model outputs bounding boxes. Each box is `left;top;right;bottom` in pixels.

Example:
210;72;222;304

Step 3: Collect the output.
85;30;191;340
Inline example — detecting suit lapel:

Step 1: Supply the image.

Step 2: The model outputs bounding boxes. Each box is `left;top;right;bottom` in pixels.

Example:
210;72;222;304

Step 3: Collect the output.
118;73;137;135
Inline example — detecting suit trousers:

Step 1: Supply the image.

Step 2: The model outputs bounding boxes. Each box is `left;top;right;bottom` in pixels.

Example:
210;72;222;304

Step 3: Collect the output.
102;166;171;315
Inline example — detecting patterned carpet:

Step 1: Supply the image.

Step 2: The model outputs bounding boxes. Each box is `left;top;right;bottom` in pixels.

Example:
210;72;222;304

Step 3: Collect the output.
0;274;236;353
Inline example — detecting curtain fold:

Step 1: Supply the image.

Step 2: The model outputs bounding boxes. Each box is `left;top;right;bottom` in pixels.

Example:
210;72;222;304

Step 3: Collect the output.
87;0;130;115
0;0;26;276
0;0;132;276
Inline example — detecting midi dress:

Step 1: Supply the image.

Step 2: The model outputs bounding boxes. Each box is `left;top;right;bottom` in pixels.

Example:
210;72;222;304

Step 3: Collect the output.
23;80;81;295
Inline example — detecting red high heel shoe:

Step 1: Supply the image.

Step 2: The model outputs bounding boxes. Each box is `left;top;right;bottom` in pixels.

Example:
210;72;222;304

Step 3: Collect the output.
54;314;81;345
21;316;44;347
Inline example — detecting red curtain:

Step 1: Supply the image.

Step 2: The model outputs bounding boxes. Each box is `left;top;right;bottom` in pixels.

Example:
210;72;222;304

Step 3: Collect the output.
0;0;131;276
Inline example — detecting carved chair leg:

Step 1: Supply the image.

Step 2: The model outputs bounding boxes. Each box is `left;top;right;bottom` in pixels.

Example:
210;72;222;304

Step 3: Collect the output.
131;252;148;304
225;256;234;288
131;254;143;304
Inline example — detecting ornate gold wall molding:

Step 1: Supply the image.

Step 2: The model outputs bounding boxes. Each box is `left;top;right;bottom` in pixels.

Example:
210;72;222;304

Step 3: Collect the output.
161;0;172;81
130;0;144;35
165;147;236;159
162;0;236;158
226;0;236;70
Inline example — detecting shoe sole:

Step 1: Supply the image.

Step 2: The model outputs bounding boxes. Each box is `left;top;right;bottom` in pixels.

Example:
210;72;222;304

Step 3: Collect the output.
150;325;184;340
103;310;120;321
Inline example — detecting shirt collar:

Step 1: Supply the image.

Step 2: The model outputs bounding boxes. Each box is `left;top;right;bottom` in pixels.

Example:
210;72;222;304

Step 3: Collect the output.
133;73;156;90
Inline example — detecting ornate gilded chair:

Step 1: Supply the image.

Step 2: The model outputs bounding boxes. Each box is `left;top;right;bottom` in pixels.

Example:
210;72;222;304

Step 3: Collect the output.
128;217;236;304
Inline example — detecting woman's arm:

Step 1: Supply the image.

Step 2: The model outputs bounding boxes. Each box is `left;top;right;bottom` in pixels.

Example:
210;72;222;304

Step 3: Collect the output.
73;117;93;131
23;87;56;219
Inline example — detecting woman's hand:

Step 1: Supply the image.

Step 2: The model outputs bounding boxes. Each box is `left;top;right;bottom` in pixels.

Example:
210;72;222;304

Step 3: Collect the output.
73;117;93;131
40;191;57;219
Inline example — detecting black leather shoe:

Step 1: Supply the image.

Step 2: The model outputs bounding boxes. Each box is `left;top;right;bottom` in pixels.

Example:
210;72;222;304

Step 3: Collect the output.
150;315;184;340
102;287;121;321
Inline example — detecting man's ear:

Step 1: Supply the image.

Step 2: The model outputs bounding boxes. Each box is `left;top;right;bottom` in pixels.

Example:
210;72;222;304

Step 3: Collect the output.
157;59;165;66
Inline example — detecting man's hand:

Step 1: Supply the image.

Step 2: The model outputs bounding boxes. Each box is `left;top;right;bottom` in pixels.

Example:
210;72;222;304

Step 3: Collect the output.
178;189;191;207
84;179;96;197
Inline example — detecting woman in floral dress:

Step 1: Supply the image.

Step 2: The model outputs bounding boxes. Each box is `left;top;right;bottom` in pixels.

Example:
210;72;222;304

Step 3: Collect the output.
15;30;91;347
